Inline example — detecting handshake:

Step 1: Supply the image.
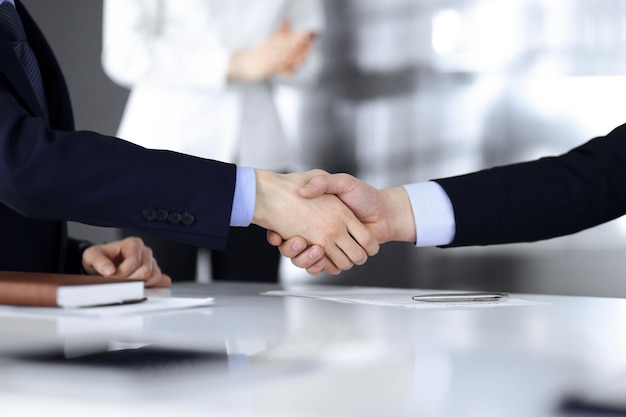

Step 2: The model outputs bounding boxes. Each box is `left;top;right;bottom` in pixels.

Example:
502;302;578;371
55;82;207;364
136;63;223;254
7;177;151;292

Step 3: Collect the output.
253;169;418;276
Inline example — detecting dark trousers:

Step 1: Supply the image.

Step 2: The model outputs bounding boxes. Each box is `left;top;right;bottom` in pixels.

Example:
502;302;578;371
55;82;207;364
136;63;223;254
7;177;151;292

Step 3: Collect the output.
120;225;280;282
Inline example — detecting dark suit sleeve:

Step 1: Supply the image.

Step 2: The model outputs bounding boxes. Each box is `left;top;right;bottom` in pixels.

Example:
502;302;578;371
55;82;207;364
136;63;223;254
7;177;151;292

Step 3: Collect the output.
434;123;626;246
0;1;237;275
0;93;237;250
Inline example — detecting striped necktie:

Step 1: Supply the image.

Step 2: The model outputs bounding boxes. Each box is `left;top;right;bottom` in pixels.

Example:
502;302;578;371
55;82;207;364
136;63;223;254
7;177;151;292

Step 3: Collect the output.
0;2;48;116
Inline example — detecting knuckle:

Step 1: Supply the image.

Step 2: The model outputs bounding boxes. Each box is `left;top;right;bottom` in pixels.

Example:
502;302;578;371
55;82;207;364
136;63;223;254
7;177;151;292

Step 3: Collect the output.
354;252;368;266
336;259;352;271
127;236;144;248
134;265;151;278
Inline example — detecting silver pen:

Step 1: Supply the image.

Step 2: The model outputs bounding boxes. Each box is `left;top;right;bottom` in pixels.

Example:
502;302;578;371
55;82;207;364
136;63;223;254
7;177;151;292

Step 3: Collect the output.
412;292;509;302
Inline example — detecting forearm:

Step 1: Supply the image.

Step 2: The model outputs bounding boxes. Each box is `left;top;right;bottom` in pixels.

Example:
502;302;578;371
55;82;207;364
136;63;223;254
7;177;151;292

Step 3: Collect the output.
0;96;236;248
437;127;626;246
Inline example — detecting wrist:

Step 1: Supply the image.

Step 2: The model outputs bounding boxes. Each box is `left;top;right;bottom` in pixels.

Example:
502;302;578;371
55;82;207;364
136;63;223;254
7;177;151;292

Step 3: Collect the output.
251;169;274;229
228;49;268;82
380;187;417;243
227;51;246;81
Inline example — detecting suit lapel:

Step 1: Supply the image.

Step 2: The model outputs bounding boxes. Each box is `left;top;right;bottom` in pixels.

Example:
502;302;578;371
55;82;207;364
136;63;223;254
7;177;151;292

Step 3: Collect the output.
15;0;75;130
0;10;46;118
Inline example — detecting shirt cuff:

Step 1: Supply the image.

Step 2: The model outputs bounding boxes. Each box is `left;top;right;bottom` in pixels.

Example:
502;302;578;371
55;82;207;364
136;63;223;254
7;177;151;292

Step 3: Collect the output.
402;181;455;247
230;167;256;227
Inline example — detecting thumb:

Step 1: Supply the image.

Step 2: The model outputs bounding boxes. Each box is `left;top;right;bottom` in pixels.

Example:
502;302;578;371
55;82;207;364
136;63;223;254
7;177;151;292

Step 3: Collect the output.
276;19;291;34
267;230;283;247
299;173;356;199
298;175;329;198
91;254;117;276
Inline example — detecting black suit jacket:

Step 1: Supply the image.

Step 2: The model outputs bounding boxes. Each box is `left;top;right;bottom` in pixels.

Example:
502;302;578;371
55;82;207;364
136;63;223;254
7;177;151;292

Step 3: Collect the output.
0;2;236;273
435;123;626;247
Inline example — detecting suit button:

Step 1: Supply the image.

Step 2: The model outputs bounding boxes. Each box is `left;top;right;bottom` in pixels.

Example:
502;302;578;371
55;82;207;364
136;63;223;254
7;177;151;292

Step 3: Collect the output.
181;211;195;225
156;209;169;221
168;212;182;224
142;208;156;221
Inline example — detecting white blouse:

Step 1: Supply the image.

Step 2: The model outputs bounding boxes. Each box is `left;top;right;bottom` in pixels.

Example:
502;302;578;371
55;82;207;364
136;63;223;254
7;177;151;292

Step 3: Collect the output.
102;0;324;170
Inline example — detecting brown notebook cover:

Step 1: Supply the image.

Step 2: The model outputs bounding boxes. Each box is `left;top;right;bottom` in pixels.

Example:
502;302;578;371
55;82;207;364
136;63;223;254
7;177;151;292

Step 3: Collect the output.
0;271;145;308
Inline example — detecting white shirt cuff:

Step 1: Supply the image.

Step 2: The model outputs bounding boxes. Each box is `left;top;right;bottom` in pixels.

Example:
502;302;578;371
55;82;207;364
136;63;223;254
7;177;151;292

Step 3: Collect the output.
230;167;256;227
402;181;455;247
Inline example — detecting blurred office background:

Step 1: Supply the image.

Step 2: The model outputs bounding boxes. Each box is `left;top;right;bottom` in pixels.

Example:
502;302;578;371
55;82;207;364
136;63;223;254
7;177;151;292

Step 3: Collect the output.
23;0;626;297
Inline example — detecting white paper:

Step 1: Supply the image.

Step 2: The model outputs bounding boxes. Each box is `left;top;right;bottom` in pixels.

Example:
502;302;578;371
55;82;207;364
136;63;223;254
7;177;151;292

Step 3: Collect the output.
0;296;214;318
263;286;545;309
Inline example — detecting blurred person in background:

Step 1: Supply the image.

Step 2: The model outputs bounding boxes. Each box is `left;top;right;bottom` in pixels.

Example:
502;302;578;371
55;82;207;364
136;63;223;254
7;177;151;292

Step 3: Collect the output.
102;0;324;282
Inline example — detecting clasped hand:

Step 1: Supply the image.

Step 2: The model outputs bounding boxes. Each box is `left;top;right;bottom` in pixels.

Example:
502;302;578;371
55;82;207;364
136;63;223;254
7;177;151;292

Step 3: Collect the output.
253;170;381;274
82;237;171;287
265;172;417;275
228;20;316;82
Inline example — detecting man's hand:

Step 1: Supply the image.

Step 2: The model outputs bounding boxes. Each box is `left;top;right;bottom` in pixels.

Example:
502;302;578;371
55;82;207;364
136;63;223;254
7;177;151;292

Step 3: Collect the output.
253;169;379;274
267;173;416;274
228;20;316;82
81;237;171;288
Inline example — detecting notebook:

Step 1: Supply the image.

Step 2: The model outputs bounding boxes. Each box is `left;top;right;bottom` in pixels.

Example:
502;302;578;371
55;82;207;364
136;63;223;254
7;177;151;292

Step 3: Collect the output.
0;271;145;308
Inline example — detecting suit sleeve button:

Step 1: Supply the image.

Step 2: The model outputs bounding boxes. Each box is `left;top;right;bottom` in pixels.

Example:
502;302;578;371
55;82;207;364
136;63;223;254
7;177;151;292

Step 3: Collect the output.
142;208;156;221
168;212;182;224
156;209;169;221
181;211;195;225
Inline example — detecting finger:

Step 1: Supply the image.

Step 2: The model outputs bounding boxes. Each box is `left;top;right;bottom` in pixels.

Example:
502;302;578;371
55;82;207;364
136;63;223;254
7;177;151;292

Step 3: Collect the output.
106;237;143;277
267;230;284;247
325;244;354;271
119;246;152;279
86;251;117;276
276;19;291;35
150;274;172;288
335;218;381;266
143;259;172;288
335;236;367;267
279;38;311;60
324;261;341;275
324;266;342;276
287;244;325;269
304;256;341;276
318;257;342;275
347;220;380;257
298;174;330;198
288;34;313;54
299;173;355;199
281;53;308;75
277;236;309;258
290;40;313;56
304;258;325;275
